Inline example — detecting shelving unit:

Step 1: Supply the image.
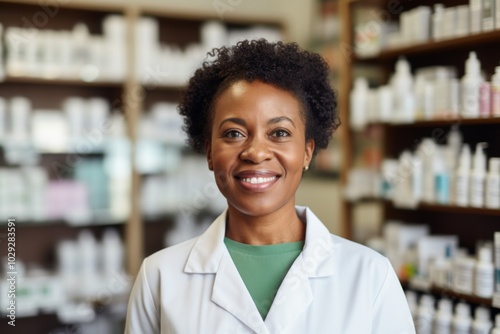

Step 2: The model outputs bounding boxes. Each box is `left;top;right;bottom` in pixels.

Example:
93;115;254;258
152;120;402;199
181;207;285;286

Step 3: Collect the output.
339;0;500;311
0;1;285;333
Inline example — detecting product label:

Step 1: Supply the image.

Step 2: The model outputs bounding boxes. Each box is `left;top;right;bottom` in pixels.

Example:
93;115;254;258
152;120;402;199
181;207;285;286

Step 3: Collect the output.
492;89;500;116
455;175;469;206
470;175;485;207
435;174;450;204
475;269;494;297
486;178;500;208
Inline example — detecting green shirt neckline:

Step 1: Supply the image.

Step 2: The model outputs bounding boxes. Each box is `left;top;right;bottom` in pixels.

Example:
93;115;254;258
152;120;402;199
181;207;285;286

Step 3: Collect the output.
224;237;305;320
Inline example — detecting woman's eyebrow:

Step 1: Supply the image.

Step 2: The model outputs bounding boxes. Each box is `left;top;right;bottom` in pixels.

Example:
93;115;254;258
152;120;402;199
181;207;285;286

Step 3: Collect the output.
219;117;246;129
268;116;296;128
218;116;296;129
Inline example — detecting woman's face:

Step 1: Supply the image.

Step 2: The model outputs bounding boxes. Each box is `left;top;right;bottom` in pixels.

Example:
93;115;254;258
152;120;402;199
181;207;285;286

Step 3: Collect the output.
206;80;314;218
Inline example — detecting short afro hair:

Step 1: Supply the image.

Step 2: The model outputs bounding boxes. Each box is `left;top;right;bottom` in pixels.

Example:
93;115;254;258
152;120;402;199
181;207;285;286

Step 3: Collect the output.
178;39;340;155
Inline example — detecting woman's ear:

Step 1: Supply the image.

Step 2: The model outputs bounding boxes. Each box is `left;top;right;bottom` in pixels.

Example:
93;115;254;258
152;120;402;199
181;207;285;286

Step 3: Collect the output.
205;140;213;171
304;139;315;169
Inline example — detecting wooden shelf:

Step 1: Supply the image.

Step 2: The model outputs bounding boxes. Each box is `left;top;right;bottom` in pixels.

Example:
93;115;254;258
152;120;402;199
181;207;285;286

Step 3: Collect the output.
355;30;500;62
355;117;500;129
388;201;500;216
402;280;493;306
1;76;124;88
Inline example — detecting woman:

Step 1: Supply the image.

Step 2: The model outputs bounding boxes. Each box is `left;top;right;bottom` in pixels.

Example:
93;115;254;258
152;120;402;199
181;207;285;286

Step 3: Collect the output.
125;40;415;334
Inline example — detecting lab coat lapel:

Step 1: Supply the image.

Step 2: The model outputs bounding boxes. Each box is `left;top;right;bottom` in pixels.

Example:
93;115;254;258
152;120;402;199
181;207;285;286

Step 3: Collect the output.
264;207;335;333
212;251;269;334
185;210;268;333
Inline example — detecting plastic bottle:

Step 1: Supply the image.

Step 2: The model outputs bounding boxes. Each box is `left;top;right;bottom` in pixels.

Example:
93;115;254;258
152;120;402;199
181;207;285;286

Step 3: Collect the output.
421;139;437;203
434;146;451;204
433;298;453;334
391;57;415;124
447;126;462;155
470;0;482;33
461;52;482;119
471;306;492;334
454;145;471;207
0;23;4;81
474;246;494;298
452;302;472;334
486;158;500;209
491;314;500;334
470;142;488;208
416;294;434;334
350;77;369;130
479;82;491;117
432;4;445;41
492;66;500;117
495;232;500;293
405;290;418;322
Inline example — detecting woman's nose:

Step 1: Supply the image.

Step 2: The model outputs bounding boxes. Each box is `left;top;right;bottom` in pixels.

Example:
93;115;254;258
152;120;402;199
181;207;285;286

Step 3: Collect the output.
239;135;272;163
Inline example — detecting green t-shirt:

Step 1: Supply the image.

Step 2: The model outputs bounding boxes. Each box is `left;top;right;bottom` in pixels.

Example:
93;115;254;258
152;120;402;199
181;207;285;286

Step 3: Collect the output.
224;237;304;320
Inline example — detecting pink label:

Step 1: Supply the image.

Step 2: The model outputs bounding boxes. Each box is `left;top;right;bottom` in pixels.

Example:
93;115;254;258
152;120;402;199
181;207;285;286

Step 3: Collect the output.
480;82;491;117
492;88;500;117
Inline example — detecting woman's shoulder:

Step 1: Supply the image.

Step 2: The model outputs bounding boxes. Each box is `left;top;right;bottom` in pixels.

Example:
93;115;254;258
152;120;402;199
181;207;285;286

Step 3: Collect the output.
143;237;199;273
328;233;390;272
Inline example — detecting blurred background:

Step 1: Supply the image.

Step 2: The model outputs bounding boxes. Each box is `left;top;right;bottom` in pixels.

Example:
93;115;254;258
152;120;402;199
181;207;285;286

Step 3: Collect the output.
0;0;499;333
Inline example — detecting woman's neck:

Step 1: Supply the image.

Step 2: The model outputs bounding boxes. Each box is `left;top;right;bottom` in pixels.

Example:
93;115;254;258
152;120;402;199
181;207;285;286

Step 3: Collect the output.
225;204;305;245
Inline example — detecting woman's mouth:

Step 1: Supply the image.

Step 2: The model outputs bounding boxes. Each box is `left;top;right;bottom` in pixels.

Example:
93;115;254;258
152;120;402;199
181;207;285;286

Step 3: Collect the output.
240;176;278;184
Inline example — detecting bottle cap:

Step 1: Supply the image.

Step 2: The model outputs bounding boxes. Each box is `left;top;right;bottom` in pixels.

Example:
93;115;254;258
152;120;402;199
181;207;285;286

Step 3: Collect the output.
474;306;490;321
456;303;471;317
466;51;481;76
489;158;500;174
478;246;492;263
473;142;488;172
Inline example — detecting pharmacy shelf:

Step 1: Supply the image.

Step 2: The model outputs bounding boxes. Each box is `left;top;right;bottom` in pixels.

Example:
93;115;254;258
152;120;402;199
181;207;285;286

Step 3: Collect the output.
1;76;124;88
386;117;500;128
352;117;500;129
402;280;493;307
386;201;500;217
355;30;500;62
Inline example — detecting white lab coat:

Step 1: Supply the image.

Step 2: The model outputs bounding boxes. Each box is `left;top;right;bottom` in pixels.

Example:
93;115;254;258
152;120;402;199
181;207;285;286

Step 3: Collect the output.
125;206;415;334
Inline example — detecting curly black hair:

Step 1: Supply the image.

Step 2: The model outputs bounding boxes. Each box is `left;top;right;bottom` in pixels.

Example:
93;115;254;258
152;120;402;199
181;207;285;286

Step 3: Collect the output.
178;39;340;155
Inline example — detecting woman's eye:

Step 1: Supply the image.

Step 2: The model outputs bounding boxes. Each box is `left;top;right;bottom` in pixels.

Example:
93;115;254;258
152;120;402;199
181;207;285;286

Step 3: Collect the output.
223;130;243;138
272;129;290;138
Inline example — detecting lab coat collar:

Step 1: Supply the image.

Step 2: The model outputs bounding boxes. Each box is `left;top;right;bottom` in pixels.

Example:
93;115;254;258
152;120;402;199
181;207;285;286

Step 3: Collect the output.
184;206;335;278
184;206;335;333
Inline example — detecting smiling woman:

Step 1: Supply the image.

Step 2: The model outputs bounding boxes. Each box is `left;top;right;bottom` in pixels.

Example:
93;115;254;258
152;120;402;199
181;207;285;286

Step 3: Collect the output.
125;40;416;334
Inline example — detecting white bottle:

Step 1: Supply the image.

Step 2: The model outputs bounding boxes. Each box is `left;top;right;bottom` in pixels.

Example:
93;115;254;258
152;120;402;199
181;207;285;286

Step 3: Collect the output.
470;142;488;208
434;146;451;205
474;246;494;298
421;138;437;203
461;52;483;119
454;145;471;206
434;298;453;334
350;77;369;130
0;23;4;81
391;57;415;124
405;290;419;322
447;126;463;171
452;303;472;334
470;0;483;33
482;0;495;31
432;4;445;41
471;306;492;334
492;314;500;334
486;158;500;209
416;294;434;334
492;66;500;117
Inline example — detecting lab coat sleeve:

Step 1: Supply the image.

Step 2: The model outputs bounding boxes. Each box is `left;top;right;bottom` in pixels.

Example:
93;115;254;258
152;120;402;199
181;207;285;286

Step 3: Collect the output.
371;258;416;334
124;258;161;334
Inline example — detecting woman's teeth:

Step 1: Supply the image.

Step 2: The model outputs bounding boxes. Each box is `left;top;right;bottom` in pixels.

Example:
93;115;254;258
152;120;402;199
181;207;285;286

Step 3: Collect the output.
241;176;276;184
